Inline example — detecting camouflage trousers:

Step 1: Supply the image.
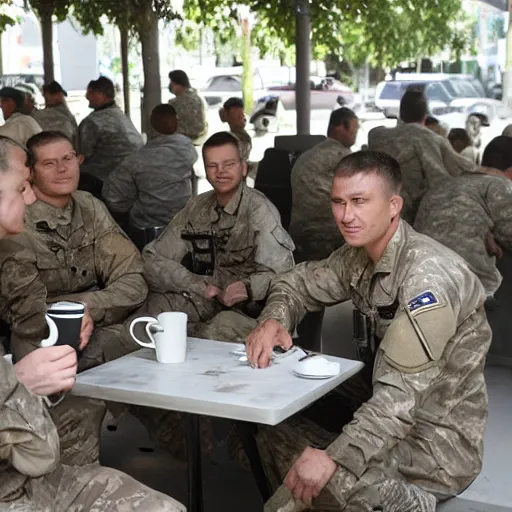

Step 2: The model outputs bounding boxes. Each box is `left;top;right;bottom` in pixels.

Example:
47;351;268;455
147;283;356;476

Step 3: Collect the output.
0;463;184;512
258;376;447;512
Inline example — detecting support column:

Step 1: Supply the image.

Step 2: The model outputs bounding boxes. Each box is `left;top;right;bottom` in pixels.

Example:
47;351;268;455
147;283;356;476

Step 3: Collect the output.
504;0;512;107
295;0;311;135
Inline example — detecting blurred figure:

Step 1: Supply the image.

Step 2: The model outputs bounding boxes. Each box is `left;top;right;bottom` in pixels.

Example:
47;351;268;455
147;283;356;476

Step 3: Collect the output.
448;128;477;163
481;135;512;176
103;104;197;238
0;87;42;145
168;69;208;145
502;124;512;138
33;81;78;143
14;83;38;114
425;115;447;137
219;97;252;161
78;76;143;193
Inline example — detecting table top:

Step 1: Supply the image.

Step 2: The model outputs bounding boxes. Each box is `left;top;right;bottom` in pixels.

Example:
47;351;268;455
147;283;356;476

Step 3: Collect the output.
72;338;364;426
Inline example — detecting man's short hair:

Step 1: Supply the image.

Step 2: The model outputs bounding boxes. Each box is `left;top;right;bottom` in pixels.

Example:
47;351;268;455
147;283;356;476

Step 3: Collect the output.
448;128;471;147
399;89;428;124
481;135;512;171
168;70;191;88
223;97;244;111
0;136;26;173
0;87;25;111
43;80;67;97
26;131;74;168
87;76;115;99
334;150;402;193
150;104;177;135
328;107;357;135
202;131;241;161
425;116;439;127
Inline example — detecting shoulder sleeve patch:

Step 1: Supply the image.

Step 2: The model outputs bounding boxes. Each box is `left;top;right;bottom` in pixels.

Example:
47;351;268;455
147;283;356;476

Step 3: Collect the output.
408;291;438;313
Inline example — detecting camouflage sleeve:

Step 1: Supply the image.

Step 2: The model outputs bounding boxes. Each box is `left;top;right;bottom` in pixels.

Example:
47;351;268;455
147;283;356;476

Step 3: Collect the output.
0;357;59;477
486;177;512;253
258;248;351;332
77;118;98;160
53;199;148;325
102;155;138;214
2;251;49;362
142;207;207;295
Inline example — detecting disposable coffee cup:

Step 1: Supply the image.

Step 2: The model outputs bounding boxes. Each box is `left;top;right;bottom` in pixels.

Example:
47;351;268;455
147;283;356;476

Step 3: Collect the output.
40;301;85;350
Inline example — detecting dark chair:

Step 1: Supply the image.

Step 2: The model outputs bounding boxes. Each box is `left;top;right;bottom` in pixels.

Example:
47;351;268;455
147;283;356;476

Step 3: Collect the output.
274;134;326;153
129;226;166;251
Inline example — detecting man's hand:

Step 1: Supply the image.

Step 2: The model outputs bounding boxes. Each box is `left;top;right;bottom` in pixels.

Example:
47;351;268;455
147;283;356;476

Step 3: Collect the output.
217;281;248;307
79;311;94;350
284;447;337;507
246;319;292;369
14;346;77;396
203;284;221;299
486;232;503;260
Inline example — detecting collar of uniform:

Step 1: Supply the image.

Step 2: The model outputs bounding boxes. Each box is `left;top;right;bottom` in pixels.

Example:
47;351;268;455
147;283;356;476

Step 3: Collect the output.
373;219;406;275
94;100;116;112
146;133;178;147
6;112;23;124
221;182;244;216
27;197;77;231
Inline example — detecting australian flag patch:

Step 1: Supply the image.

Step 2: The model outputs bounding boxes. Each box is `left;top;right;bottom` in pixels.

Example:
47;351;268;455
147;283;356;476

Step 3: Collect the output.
408;291;438;313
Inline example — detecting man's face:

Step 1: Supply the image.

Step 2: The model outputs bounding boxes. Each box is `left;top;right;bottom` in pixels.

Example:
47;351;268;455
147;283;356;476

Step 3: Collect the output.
204;143;247;197
44;91;63;107
0;146;36;238
226;107;246;131
331;171;402;248
32;140;80;199
0;98;16;120
333;118;359;148
86;88;103;109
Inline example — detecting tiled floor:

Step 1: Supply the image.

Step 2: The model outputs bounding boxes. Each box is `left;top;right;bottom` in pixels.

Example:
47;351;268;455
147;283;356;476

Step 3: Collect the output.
100;302;512;511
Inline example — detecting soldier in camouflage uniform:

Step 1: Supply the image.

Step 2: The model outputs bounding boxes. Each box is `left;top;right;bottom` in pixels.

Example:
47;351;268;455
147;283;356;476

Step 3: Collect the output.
246;151;491;512
0;137;184;512
32;81;78;144
289;108;358;263
78;77;143;186
368;90;487;224
142;131;295;342
168;70;208;144
103;104;197;230
3;132;146;465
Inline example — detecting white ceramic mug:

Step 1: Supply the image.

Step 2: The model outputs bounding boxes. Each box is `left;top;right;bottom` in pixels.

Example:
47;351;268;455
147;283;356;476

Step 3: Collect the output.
129;312;187;364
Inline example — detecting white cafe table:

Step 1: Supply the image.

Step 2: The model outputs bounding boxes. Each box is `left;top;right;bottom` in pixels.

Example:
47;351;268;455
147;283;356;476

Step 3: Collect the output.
72;338;363;511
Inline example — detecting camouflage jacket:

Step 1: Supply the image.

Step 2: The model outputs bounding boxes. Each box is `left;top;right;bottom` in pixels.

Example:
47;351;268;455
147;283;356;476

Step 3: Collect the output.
231;129;252;162
77;103;143;181
415;173;512;297
0;113;42;146
368;122;477;223
103;133;197;229
169;89;208;144
288;138;350;262
0;357;59;502
143;183;295;302
8;192;147;361
32;103;78;144
259;220;490;498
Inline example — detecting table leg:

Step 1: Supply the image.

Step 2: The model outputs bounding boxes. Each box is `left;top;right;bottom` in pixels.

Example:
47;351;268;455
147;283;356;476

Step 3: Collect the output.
235;422;272;502
186;414;203;512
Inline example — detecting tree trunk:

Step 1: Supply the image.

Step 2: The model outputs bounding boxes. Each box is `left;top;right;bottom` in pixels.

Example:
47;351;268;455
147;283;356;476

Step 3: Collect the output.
0;33;3;75
241;17;254;113
139;7;160;135
504;0;512;107
120;26;130;116
39;0;55;83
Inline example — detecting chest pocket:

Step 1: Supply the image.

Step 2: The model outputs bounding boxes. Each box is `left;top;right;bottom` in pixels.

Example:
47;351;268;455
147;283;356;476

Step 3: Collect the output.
217;226;256;268
375;298;400;340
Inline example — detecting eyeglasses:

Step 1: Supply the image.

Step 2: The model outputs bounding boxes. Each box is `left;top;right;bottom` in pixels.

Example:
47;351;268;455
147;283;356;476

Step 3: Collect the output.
41;152;77;170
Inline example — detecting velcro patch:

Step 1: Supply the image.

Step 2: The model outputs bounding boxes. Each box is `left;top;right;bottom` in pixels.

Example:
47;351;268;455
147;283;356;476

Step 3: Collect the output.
408;291;438;313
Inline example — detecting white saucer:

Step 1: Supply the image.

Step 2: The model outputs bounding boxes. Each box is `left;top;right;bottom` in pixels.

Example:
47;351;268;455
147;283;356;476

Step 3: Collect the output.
292;370;337;380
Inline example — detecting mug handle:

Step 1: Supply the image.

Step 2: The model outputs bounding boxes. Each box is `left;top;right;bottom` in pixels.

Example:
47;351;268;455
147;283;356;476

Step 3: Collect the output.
40;314;59;348
129;316;159;348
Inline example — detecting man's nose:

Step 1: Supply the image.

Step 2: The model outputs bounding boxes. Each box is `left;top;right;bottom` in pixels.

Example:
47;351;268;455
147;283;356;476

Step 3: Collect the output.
342;202;355;222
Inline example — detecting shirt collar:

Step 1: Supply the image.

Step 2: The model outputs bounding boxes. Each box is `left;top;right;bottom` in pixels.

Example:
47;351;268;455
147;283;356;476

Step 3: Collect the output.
27;196;81;233
221;183;244;216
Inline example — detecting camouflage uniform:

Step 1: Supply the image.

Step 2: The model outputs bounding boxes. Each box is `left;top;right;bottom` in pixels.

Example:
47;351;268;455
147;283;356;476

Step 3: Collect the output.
32;103;78;144
289;138;350;263
4;192;147;465
368;123;477;223
142;182;295;342
169;89;208;144
77;102;143;182
0;357;185;511
257;220;490;511
102;133;197;229
231;128;252;162
0;113;42;146
415;173;512;297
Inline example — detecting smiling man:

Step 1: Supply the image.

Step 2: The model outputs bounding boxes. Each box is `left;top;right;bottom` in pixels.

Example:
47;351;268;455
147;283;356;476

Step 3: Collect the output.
142;131;294;342
245;151;491;511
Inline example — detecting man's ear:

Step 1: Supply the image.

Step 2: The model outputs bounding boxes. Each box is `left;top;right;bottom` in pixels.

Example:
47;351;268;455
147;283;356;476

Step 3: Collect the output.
390;193;403;218
78;154;84;166
241;160;248;179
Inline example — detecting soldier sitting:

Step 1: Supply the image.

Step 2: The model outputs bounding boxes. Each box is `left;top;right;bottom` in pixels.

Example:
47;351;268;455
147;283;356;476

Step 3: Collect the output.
368;90;499;223
32;81;78;144
103;103;197;238
0;136;184;512
142;131;295;342
3;131;147;465
246;151;491;512
78;76;143;194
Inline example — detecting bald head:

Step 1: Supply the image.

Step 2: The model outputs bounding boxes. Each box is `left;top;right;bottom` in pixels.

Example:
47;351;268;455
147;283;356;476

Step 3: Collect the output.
0;138;27;174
